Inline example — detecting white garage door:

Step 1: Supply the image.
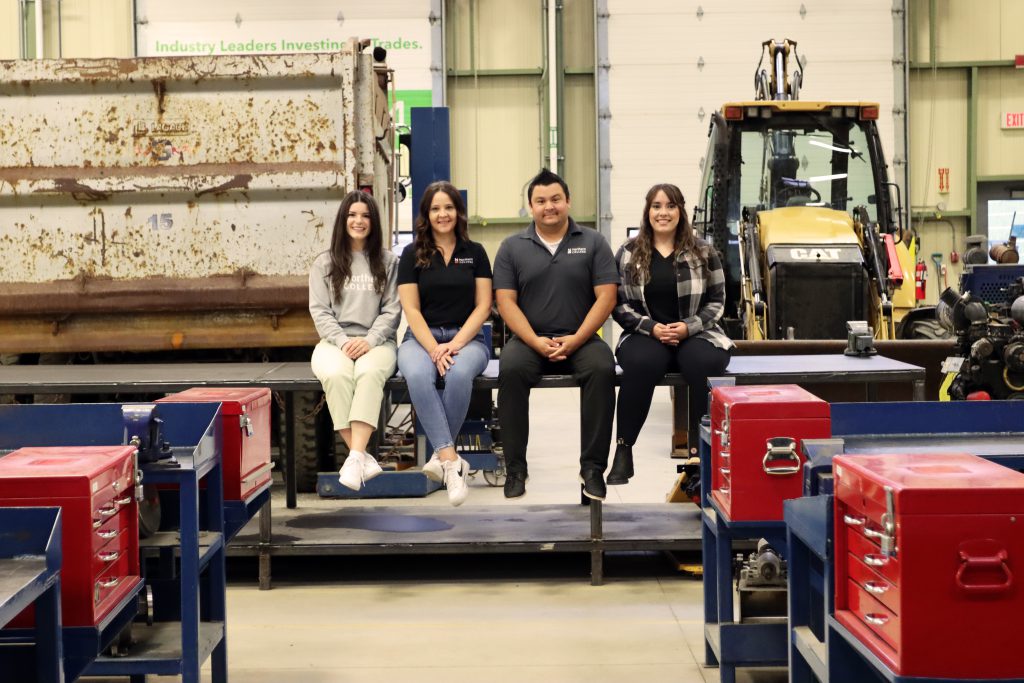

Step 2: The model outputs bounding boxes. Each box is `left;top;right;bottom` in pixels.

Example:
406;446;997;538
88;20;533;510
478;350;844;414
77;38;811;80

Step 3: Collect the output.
606;0;898;246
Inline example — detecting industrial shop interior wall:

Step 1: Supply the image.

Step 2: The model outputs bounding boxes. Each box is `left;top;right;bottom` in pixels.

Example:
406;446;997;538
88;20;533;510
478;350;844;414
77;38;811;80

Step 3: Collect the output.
908;0;1024;305
605;0;901;254
446;0;598;257
1;0;1023;308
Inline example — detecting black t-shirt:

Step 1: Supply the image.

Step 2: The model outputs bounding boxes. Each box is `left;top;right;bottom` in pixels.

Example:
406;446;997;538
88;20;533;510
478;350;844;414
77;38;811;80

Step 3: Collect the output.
397;238;492;327
644;251;679;324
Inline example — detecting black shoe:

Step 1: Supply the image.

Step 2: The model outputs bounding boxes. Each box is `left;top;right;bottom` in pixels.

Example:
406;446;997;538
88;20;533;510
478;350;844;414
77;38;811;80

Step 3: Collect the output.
606;440;634;485
504;471;527;498
578;470;607;501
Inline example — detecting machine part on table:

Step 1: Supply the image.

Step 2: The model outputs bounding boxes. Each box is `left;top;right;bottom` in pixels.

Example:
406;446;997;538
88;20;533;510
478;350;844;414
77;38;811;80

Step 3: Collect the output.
963;235;990;265
990;236;1020;264
736;539;789;620
939;269;1024;399
844;321;878;357
693;40;916;342
121;404;173;464
740;539;788;586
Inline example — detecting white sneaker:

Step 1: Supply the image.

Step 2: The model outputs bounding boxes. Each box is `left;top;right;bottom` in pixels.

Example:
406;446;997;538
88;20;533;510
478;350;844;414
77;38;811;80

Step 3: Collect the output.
444;457;470;507
422;452;445;482
338;450;365;491
361;451;384;483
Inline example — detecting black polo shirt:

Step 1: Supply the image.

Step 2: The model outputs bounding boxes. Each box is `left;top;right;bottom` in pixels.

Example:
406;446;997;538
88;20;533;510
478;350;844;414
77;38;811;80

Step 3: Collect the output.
397;238;492;328
492;219;618;337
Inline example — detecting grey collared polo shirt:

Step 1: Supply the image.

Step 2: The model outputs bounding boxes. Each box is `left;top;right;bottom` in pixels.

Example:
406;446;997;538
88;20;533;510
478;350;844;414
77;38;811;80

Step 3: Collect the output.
493;219;619;337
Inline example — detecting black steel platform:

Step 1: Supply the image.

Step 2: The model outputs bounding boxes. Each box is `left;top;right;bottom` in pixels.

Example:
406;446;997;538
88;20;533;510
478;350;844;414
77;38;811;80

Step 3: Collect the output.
226;502;703;584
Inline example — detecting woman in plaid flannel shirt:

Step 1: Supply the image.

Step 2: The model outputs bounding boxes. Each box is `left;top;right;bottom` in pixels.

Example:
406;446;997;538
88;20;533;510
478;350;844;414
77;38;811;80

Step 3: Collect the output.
608;183;734;485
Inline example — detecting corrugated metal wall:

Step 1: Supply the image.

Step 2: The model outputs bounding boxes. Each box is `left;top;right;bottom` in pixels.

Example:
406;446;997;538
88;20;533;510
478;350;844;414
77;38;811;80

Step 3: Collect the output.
605;0;897;249
446;0;595;256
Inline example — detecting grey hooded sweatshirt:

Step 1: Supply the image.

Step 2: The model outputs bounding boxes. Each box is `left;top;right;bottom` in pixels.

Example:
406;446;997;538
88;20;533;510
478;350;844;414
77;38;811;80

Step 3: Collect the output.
308;250;401;349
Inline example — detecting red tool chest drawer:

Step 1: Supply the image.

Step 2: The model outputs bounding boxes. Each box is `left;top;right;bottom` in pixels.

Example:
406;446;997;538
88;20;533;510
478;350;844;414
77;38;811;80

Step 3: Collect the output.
0;446;142;627
833;452;1024;679
157;387;272;501
709;384;830;521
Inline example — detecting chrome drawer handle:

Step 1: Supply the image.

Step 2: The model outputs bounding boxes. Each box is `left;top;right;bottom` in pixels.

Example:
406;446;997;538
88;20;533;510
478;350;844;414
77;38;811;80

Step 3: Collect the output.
719;467;731;476
864;613;889;626
97;577;121;589
863;528;887;540
99;551;120;562
96;530;118;540
864;554;890;567
864;581;889;595
114;496;132;506
719;486;730;494
843;515;865;526
96;506;118;517
93;519;103;529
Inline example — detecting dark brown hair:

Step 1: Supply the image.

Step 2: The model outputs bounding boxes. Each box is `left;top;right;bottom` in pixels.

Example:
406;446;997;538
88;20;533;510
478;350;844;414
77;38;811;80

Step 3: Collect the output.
628;183;701;283
327;190;387;301
414;181;470;268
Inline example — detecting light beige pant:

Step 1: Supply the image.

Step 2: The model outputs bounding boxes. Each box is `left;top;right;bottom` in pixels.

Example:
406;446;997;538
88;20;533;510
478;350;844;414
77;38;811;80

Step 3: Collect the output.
311;340;397;431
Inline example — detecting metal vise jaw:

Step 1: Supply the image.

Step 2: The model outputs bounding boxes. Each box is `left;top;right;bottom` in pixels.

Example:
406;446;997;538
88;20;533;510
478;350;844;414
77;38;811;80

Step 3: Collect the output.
121;404;173;464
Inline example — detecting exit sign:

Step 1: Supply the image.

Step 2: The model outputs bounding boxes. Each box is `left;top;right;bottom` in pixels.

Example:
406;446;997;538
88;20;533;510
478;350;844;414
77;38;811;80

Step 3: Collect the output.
1003;111;1024;129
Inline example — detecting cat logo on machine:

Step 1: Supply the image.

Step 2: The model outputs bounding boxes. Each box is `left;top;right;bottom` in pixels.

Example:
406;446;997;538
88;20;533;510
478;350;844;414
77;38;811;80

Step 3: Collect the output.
789;248;841;261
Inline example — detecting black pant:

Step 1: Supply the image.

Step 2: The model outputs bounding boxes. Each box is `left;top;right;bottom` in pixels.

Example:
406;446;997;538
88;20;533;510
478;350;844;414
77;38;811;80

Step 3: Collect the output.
615;333;732;446
498;335;615;476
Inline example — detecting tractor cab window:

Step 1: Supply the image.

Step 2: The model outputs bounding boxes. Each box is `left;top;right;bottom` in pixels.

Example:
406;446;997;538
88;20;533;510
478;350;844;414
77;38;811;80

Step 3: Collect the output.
736;118;879;223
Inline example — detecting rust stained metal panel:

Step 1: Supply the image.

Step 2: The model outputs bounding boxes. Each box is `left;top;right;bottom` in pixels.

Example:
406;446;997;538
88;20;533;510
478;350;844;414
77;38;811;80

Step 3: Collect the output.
0;51;358;172
0;47;387;286
0;310;318;354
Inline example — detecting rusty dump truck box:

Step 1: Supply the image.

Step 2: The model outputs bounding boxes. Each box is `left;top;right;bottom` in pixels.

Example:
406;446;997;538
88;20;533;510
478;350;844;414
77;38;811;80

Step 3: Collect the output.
0;43;392;354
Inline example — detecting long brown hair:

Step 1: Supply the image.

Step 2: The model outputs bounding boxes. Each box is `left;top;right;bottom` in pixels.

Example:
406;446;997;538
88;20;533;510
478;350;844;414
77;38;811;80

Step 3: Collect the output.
414;181;469;268
327;190;387;302
628;183;702;283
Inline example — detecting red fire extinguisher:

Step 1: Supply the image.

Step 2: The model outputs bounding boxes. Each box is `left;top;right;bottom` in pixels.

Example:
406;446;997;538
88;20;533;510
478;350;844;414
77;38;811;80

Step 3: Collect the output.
915;260;928;300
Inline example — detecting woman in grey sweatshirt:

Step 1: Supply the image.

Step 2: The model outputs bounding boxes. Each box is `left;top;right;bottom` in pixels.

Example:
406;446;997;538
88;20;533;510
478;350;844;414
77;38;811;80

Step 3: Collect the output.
309;190;401;491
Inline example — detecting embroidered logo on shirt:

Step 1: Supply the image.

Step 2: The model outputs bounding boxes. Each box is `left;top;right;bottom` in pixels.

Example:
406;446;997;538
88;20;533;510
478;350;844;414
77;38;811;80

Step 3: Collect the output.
452;257;474;265
566;247;587;255
344;273;376;291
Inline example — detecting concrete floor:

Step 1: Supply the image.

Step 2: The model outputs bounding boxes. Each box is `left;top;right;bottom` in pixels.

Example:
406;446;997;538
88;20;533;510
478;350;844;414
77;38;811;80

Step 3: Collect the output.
87;387;786;683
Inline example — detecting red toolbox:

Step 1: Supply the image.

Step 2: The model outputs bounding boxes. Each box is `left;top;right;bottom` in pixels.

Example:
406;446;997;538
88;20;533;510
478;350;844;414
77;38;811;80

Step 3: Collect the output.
833;452;1024;678
157;387;272;501
0;446;142;627
709;384;830;521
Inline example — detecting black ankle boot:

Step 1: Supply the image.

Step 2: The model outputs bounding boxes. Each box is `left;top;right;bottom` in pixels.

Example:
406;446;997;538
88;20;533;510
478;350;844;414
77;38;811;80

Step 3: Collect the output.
606;440;634;485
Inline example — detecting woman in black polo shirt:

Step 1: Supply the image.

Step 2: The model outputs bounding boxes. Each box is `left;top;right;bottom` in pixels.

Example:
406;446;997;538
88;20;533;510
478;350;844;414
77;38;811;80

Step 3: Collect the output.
397;181;493;506
610;183;733;485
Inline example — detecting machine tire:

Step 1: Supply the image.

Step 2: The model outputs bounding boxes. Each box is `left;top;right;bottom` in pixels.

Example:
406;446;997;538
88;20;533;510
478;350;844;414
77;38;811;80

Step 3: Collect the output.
280;391;323;493
902;318;950;340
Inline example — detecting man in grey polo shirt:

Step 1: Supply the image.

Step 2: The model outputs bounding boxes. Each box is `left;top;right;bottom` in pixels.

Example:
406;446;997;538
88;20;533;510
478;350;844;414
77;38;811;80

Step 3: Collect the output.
493;169;618;500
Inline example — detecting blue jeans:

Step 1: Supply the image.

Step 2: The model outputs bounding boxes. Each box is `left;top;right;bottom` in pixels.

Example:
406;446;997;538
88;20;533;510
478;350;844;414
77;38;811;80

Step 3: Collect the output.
397;327;490;452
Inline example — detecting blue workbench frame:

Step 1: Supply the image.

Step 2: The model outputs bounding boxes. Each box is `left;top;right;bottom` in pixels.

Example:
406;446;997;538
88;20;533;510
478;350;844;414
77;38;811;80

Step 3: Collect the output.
699;424;789;683
0;507;63;683
0;401;229;683
787;399;1024;683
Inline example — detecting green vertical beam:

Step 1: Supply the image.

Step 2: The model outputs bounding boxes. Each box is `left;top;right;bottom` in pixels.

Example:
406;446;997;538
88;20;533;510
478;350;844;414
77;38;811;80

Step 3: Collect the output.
555;0;565;178
968;65;978;235
468;0;476;73
541;0;550;171
928;0;936;66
